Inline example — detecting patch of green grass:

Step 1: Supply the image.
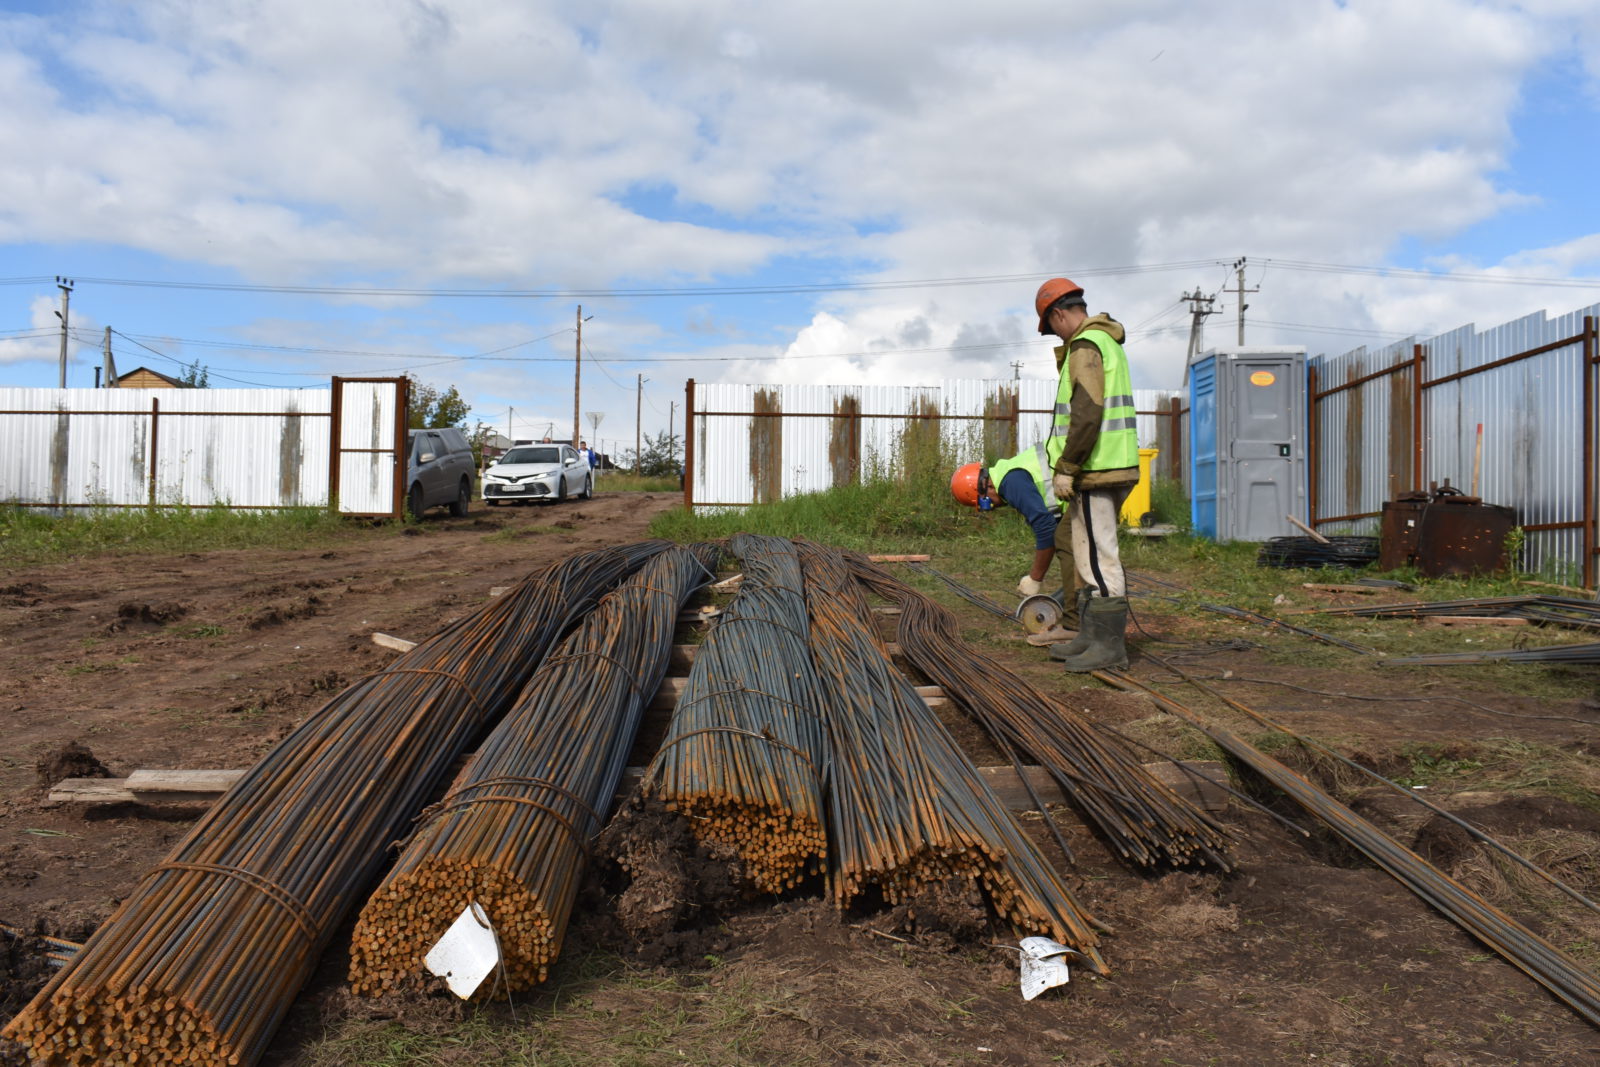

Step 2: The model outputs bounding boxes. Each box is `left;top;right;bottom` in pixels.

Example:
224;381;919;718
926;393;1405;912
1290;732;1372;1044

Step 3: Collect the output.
179;624;227;638
0;504;353;565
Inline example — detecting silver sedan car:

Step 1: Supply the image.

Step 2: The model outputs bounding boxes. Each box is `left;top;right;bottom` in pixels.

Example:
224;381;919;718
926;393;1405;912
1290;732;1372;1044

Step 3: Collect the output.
482;443;594;505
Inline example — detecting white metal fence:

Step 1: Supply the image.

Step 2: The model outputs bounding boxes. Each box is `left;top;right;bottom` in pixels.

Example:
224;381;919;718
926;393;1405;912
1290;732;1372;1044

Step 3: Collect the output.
0;377;407;518
684;378;1178;509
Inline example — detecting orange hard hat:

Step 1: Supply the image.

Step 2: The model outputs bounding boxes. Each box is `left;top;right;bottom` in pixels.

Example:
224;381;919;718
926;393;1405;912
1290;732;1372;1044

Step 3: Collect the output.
1035;277;1085;334
950;462;984;508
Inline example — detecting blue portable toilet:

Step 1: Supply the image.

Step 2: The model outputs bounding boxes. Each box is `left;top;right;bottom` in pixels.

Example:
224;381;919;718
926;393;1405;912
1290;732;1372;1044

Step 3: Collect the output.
1188;346;1308;541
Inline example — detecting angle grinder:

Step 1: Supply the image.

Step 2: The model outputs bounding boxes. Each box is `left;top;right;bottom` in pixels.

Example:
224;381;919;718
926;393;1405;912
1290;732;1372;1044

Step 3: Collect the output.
1016;589;1067;635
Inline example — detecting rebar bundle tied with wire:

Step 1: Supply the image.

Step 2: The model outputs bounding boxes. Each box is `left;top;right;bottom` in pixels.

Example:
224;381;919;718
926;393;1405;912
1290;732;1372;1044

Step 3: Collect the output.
3;542;669;1067
1256;535;1379;569
844;552;1231;872
798;544;1108;968
347;543;721;997
642;533;830;893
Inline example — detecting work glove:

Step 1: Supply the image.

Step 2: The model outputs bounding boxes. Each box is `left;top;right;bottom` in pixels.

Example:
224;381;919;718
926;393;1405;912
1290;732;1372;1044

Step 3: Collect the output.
1052;473;1077;503
1017;574;1044;597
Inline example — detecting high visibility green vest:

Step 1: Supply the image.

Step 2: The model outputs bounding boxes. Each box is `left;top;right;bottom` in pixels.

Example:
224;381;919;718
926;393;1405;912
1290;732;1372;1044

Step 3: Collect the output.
1047;328;1139;471
987;441;1058;509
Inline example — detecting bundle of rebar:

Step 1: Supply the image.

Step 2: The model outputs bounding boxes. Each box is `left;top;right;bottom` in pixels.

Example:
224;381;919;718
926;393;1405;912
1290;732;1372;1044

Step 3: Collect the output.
1256;535;1379;569
798;544;1108;967
1097;664;1600;1028
1310;594;1600;632
1382;642;1600;666
843;552;1230;872
347;543;720;997
4;542;669;1067
641;533;829;893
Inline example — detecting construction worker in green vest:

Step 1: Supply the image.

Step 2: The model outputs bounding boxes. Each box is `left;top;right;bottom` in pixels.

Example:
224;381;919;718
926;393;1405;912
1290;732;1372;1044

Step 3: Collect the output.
1033;277;1141;671
950;440;1077;646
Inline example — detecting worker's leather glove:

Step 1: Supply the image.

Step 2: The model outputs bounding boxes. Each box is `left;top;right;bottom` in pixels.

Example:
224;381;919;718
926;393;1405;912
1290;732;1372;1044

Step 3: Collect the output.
1017;574;1044;597
1052;473;1077;502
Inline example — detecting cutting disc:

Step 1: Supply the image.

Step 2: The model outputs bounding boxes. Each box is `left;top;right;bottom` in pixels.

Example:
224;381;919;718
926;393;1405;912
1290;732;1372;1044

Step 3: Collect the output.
1017;593;1062;635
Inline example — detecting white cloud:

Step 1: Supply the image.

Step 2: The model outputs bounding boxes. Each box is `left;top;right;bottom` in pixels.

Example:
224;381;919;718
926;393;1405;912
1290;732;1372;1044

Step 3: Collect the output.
0;0;1594;404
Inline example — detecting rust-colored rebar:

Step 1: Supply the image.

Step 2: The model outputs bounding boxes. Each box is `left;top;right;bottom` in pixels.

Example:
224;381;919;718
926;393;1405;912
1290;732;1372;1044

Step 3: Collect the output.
641;534;829;893
347;543;720;996
3;542;670;1067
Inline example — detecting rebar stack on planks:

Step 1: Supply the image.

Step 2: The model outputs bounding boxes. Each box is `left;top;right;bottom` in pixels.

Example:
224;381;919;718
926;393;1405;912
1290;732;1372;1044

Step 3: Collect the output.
641;534;830;893
3;542;670;1067
797;544;1107;969
347;543;721;996
844;551;1231;872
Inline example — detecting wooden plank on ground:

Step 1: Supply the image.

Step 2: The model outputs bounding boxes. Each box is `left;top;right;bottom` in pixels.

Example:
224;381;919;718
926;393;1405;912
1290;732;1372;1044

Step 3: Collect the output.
371;632;417;652
867;554;930;563
1302;583;1384;595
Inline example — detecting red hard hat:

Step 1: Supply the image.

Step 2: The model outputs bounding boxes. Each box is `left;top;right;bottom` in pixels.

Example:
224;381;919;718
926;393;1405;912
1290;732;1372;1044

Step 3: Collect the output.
950;462;984;508
1035;277;1085;334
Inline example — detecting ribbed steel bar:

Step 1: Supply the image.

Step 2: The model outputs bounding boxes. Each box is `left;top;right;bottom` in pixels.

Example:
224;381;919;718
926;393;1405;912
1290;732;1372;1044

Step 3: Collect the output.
642;533;830;893
799;544;1108;970
347;543;721;996
1307;594;1600;633
843;552;1230;872
4;542;670;1067
1094;667;1600;1029
1144;655;1600;920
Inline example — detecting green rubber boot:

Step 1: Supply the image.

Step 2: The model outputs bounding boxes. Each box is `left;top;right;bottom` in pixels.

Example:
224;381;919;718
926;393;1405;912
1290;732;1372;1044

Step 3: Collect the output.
1058;595;1130;673
1047;589;1095;661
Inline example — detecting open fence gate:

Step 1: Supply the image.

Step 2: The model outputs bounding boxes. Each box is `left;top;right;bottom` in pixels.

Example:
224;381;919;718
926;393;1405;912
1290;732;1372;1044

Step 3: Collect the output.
330;377;410;520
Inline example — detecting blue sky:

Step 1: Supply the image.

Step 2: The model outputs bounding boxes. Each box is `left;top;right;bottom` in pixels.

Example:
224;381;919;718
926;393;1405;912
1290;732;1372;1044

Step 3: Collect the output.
2;0;1598;455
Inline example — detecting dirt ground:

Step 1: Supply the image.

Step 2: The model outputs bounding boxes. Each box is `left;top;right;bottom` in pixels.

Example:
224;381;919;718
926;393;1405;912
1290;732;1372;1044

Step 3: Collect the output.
4;495;1600;1066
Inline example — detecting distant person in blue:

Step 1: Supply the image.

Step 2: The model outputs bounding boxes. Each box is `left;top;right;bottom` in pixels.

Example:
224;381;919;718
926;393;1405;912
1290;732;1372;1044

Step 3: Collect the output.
578;440;597;470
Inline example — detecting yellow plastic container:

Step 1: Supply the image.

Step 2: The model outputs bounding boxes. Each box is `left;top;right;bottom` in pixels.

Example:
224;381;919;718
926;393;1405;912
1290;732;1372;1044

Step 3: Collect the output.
1120;448;1160;526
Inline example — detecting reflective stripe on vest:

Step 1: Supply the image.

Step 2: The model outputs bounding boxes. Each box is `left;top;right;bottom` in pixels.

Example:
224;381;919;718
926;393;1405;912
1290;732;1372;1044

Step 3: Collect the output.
987;441;1058;510
1049;328;1139;471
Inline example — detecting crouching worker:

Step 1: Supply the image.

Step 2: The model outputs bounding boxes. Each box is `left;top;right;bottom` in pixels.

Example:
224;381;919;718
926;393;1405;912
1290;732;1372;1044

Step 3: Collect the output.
950;443;1077;646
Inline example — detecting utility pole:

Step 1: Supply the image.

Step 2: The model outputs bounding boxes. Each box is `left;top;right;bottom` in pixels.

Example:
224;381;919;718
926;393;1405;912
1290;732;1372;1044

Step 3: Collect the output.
54;276;73;388
571;306;589;447
1226;257;1259;345
1010;360;1024;380
102;326;115;388
1181;288;1218;363
635;373;646;474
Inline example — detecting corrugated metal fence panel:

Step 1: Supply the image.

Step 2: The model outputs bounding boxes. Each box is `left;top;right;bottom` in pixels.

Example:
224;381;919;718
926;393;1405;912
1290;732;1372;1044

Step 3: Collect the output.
334;380;401;515
0;387;335;509
1310;301;1600;577
1418;305;1598;579
693;382;755;509
688;378;1180;512
1310;339;1415;533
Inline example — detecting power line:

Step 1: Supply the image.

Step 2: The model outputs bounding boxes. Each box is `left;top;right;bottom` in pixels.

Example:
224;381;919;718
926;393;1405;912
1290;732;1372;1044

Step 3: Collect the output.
44;260;1225;299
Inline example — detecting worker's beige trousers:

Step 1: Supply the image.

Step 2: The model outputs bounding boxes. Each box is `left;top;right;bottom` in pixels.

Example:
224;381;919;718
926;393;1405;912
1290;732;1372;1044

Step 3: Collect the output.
1067;486;1131;598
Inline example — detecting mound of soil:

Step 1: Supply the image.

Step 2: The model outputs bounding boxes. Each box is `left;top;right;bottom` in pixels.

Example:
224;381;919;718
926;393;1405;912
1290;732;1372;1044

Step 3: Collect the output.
34;742;112;790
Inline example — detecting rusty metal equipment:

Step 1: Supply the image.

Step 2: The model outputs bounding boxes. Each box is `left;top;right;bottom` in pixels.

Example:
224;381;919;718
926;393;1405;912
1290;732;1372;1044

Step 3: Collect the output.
1380;483;1516;577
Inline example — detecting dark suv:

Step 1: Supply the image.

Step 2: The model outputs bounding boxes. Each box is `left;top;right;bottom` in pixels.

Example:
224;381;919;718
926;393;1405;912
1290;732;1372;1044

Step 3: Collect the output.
406;428;476;518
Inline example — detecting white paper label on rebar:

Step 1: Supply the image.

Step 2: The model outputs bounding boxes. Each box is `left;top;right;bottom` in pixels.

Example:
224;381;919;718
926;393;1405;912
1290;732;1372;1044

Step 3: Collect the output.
424;902;500;998
1018;936;1071;1001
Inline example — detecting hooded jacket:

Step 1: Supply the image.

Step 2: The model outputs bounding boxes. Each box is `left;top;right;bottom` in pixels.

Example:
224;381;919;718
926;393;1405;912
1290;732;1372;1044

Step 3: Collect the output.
1052;313;1141;490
